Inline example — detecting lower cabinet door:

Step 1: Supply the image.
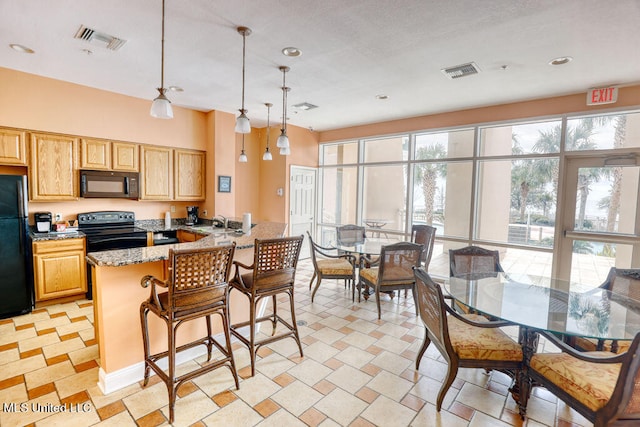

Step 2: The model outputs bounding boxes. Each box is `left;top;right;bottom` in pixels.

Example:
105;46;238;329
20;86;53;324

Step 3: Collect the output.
34;251;87;301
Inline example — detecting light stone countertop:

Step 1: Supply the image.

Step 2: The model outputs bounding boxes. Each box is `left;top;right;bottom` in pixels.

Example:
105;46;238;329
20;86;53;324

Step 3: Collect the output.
86;222;288;267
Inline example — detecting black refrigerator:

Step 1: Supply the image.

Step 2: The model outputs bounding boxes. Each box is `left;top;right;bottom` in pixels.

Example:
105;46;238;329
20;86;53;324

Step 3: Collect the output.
0;175;33;318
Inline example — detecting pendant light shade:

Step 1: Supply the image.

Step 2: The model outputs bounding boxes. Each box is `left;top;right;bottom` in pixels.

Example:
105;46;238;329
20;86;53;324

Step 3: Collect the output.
263;103;273;161
235;27;252;133
239;134;248;163
150;0;173;119
151;88;173;119
279;146;291;155
277;66;291;152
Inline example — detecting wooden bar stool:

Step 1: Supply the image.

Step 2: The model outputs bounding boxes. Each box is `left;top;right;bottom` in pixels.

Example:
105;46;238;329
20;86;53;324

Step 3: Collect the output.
139;244;239;423
229;236;304;376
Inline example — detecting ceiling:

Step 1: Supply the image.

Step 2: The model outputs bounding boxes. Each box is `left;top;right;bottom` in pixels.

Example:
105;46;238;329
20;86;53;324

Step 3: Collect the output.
2;0;639;132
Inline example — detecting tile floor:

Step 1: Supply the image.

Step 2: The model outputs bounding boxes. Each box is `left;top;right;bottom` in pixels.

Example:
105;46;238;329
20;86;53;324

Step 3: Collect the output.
0;259;593;427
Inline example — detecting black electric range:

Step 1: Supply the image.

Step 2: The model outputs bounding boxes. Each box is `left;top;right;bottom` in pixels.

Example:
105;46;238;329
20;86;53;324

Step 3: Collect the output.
78;211;148;252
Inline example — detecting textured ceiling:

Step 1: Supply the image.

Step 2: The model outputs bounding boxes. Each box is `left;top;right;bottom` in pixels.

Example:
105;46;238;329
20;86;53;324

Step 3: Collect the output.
2;0;639;131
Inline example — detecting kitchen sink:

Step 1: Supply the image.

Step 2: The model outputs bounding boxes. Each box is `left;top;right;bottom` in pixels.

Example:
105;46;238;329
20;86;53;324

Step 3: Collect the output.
189;226;242;236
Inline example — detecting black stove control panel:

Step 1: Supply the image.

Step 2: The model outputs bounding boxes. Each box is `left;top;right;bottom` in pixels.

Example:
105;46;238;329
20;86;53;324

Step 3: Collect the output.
78;211;136;226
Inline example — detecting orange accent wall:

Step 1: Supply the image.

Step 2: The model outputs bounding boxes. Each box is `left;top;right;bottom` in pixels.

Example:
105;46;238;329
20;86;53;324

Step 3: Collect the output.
318;84;640;142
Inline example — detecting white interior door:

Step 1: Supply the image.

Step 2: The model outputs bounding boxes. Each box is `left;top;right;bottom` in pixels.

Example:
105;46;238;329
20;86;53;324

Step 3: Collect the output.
290;166;316;259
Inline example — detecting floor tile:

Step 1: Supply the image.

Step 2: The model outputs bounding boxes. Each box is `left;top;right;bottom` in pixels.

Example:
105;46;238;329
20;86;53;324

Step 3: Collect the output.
360;395;417;427
0;259;590;426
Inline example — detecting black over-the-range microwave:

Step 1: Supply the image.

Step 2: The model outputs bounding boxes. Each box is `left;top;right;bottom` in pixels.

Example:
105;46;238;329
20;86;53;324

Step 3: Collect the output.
80;170;139;199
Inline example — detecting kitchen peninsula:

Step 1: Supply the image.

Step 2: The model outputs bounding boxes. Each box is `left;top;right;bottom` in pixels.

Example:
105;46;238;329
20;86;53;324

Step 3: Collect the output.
86;222;288;393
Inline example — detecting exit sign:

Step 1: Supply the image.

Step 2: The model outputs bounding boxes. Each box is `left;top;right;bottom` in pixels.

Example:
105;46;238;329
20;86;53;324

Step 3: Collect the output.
587;86;618;105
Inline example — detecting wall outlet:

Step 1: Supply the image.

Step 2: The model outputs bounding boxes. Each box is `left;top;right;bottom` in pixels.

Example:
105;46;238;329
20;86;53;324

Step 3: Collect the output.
170;205;176;213
203;210;208;217
54;213;62;222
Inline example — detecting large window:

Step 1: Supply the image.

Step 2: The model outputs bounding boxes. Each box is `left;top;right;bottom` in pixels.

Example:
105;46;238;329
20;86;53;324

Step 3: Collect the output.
318;110;640;282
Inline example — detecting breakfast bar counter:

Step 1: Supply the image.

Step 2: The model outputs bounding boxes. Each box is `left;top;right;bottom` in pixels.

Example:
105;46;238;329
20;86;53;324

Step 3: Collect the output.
87;222;288;393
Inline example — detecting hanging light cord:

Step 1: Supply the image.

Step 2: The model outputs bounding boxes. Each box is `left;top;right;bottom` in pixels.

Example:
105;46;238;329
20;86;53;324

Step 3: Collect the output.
240;30;246;113
266;104;271;147
281;69;287;133
160;0;166;91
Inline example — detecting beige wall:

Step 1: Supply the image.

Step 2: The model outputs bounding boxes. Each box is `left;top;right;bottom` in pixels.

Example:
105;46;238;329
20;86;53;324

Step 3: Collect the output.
319;85;640;143
0;67;318;225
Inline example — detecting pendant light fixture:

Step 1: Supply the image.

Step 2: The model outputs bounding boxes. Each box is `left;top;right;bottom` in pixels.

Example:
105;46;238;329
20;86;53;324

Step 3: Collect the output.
235;26;252;133
150;0;173;119
239;134;248;163
263;103;273;161
276;66;291;153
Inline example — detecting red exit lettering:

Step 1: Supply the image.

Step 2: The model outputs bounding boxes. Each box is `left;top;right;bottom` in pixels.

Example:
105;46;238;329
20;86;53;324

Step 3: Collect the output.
587;87;618;105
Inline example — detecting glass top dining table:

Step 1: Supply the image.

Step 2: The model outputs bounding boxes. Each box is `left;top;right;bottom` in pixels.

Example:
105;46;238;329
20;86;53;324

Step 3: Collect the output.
444;272;640;342
335;237;401;256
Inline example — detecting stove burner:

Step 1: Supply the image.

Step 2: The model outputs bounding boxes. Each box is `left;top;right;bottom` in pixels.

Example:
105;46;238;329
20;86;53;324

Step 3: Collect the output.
78;211;148;252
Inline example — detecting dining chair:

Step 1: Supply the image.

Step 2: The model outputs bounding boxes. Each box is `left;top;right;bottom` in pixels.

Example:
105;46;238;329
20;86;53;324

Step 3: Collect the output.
449;245;504;315
139;244;239;423
524;329;640;427
307;231;357;302
411;224;437;267
572;267;640;353
404;224;437;298
449;245;504;277
358;242;423;319
336;224;366;245
413;268;524;415
229;235;304;376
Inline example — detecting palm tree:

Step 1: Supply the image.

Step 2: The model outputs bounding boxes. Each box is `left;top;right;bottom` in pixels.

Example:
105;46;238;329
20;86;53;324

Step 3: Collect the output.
415;144;447;225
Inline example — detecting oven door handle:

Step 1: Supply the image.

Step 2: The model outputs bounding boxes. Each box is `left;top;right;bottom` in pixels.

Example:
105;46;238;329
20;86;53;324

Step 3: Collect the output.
89;235;146;245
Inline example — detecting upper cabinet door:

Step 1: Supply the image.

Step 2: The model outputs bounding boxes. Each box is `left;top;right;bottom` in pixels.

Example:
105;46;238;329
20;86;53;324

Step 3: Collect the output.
80;138;111;170
29;133;79;201
0;128;27;166
140;145;173;200
112;141;139;171
174;149;205;201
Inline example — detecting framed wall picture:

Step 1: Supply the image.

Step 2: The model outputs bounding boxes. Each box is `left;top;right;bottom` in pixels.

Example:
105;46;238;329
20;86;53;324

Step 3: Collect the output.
218;175;231;193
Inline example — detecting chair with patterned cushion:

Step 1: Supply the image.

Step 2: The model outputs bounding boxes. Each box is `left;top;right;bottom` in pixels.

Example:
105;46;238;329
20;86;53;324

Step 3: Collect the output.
229;235;304;376
139;244;239;423
358;242;423;319
525;329;640;426
572;268;640;353
307;232;357;302
413;267;524;414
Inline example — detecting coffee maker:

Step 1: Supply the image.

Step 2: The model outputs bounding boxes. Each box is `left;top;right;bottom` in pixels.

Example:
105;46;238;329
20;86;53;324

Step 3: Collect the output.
34;212;53;233
186;206;199;225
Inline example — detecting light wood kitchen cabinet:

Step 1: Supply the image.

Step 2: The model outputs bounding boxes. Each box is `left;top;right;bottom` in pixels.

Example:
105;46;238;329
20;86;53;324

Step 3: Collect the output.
33;238;87;301
140;145;173;200
29;133;79;201
80;138;111;170
112;141;139;171
174;149;205;201
0;128;27;166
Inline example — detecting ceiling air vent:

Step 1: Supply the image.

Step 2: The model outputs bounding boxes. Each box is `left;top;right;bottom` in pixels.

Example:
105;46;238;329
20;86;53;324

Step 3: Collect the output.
74;25;127;51
441;62;480;79
293;102;318;111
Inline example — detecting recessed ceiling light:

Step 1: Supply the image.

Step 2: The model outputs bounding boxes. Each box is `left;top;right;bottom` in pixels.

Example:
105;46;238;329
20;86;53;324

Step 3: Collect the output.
168;86;183;92
282;47;302;57
376;94;388;100
549;56;573;66
9;44;34;54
